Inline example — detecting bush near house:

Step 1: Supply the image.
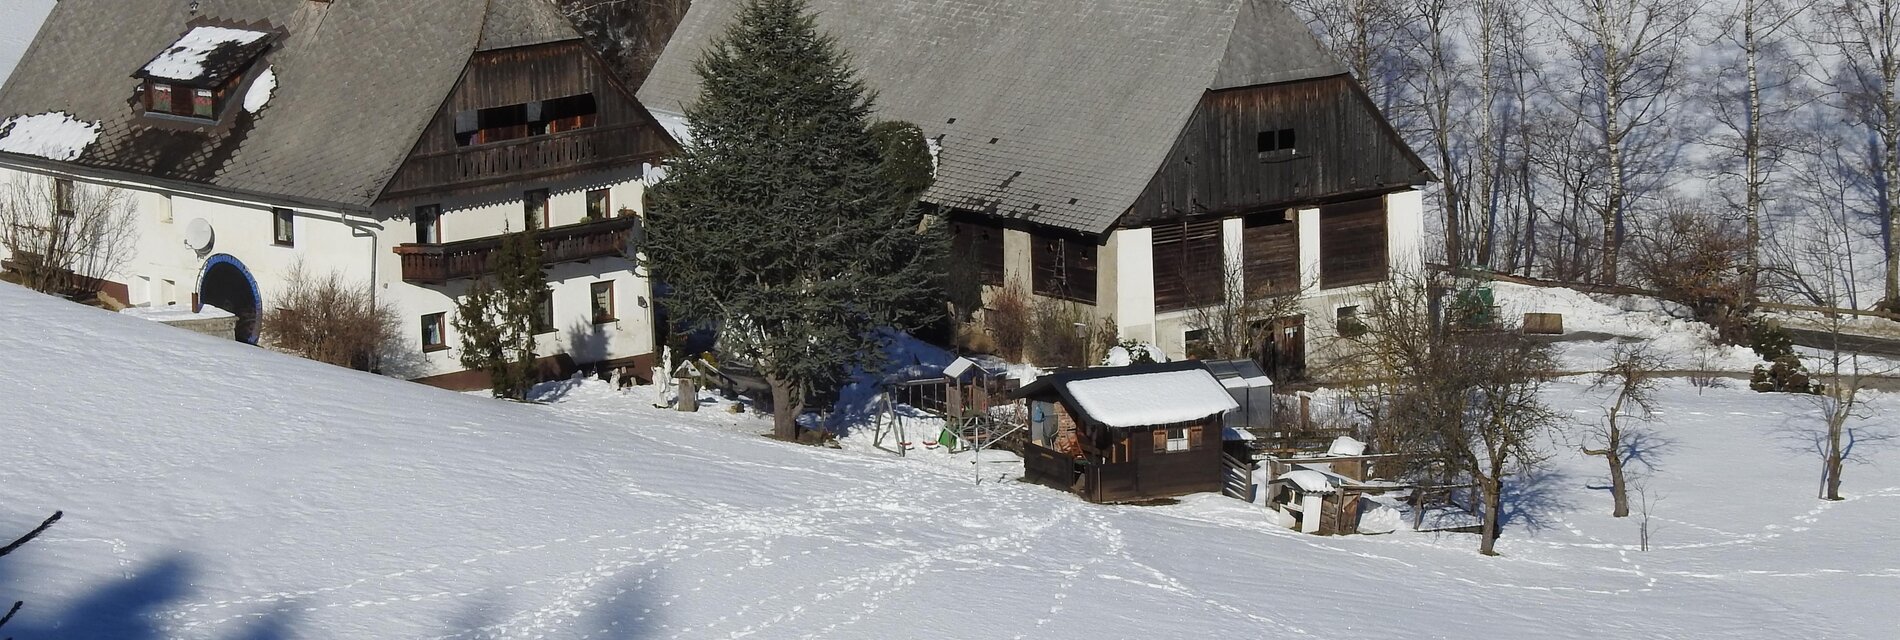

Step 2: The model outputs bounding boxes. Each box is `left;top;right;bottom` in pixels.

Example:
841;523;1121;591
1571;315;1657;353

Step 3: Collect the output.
261;265;401;372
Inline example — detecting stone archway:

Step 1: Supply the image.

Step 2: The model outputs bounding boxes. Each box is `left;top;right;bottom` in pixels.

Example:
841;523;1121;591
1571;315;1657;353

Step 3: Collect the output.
198;254;261;344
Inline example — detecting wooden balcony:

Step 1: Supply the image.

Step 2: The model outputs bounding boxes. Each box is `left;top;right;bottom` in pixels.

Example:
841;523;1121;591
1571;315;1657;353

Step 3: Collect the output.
393;216;640;285
380;122;673;200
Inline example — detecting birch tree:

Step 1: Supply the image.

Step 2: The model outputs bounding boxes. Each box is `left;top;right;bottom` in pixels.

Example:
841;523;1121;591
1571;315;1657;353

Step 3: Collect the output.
1545;0;1699;285
1705;0;1807;301
1817;0;1900;310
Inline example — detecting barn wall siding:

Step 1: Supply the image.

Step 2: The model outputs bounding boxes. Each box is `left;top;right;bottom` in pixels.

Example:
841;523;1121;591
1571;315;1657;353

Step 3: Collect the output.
1125;75;1429;227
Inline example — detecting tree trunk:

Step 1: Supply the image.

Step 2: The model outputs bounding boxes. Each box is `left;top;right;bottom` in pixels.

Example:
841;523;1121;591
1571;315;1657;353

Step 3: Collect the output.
1606;433;1630;518
1479;472;1503;556
1824;416;1845;501
1743;0;1763;302
768;374;803;441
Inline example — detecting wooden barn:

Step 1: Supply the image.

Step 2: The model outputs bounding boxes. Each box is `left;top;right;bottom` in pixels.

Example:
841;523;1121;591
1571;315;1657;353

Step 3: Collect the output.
1015;361;1242;503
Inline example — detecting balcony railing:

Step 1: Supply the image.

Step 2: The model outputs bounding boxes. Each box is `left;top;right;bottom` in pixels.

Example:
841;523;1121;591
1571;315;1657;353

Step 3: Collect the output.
393;216;640;285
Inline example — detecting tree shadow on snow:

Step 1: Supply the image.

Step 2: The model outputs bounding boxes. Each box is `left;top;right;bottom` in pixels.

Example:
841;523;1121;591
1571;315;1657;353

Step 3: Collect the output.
1500;467;1578;532
0;553;297;640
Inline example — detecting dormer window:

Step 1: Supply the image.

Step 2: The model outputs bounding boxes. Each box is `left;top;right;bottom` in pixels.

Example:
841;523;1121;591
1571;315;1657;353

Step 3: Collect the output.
135;25;275;122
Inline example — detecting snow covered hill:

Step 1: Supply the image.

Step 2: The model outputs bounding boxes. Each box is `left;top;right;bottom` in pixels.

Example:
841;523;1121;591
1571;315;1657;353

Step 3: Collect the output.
1;281;1895;639
0;0;55;88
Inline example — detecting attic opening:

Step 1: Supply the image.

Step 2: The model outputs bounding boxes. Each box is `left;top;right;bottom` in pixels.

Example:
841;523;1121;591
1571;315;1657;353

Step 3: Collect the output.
136;25;276;122
1256;128;1296;157
454;94;599;146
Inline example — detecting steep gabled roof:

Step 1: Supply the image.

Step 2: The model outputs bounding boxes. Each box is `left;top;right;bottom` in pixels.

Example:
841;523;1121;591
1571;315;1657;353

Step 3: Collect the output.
638;0;1349;235
0;0;581;211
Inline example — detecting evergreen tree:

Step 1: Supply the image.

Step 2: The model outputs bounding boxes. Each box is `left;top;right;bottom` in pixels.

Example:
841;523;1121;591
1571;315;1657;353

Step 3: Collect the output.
644;0;947;440
454;216;547;400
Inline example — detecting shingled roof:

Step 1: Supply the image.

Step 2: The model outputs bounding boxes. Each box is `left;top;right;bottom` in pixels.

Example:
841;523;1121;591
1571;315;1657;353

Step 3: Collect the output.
637;0;1349;236
0;0;581;212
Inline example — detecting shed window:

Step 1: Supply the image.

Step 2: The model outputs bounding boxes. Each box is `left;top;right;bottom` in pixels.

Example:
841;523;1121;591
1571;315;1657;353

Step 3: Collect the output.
1167;427;1192;452
1031;234;1097;304
1319;197;1389;289
1152;219;1223;312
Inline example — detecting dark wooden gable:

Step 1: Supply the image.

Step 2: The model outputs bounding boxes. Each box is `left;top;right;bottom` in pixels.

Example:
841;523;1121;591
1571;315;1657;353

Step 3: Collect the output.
379;40;674;203
1123;74;1430;227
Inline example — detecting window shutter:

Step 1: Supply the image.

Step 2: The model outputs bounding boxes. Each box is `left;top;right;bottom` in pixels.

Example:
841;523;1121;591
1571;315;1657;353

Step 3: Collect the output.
1152;428;1167;454
1188;426;1204;450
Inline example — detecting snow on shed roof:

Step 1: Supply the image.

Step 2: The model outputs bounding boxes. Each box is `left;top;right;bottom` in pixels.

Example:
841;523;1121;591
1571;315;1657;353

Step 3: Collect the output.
1065;368;1238;429
1277;469;1336;494
137;25;273;85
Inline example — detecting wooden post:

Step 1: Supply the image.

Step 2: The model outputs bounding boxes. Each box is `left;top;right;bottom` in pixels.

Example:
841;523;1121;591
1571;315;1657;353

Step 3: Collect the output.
1300;394;1312;430
676;376;698;412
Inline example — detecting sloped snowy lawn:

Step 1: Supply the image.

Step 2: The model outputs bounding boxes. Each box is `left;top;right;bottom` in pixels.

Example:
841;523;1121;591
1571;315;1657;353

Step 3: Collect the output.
1;282;1896;639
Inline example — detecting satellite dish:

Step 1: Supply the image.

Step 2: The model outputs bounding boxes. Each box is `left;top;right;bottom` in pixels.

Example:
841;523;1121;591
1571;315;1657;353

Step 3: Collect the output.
184;218;214;252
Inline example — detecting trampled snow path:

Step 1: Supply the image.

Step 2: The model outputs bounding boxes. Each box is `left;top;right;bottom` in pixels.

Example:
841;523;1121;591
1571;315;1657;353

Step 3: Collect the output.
0;282;1895;638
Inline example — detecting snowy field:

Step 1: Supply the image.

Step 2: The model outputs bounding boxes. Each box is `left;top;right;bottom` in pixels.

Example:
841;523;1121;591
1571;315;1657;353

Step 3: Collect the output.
0;0;55;88
0;281;1895;639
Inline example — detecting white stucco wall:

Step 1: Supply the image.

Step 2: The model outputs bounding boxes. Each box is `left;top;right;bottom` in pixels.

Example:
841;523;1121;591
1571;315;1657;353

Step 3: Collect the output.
0;165;655;380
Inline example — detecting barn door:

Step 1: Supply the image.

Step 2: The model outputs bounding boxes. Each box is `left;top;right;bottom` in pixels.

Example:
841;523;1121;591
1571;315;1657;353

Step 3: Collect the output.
1256;314;1306;383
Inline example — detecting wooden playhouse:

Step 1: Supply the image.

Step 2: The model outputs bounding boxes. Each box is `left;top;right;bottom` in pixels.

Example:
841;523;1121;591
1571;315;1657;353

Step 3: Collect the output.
1014;361;1242;503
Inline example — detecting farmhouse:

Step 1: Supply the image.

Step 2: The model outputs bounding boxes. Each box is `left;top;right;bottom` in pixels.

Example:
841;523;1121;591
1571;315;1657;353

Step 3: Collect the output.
1015;361;1242;503
0;0;674;386
638;0;1434;377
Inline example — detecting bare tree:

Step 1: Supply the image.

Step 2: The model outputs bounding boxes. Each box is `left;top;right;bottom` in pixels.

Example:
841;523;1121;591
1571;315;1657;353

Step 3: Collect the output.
1184;260;1311;362
1627;200;1752;340
1584;343;1668;517
1288;0;1413;113
1772;226;1897;500
0;173;136;299
1325;275;1561;555
1543;0;1699;285
261;263;406;373
1816;0;1900;310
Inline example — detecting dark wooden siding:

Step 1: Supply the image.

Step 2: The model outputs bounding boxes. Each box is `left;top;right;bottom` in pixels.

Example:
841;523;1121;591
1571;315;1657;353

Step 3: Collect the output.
1243;213;1299;296
1152;219;1224;312
381;41;672;202
1084;416;1225;502
1125;75;1430;227
1319;196;1389;289
951;221;1005;286
1031;233;1098;304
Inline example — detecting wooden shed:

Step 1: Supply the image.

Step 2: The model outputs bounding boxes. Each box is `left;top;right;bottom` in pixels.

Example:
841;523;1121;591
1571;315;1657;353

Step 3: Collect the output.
1014;361;1240;503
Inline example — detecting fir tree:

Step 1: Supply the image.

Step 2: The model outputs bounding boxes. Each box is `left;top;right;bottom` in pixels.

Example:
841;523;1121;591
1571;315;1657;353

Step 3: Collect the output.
454;216;547;400
644;0;947;440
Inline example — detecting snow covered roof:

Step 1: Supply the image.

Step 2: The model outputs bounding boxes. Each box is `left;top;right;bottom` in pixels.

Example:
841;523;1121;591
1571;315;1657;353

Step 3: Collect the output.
1277;469;1337;494
136;25;274;86
639;0;1355;235
0;111;98;161
1326;436;1366;457
1016;361;1238;429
